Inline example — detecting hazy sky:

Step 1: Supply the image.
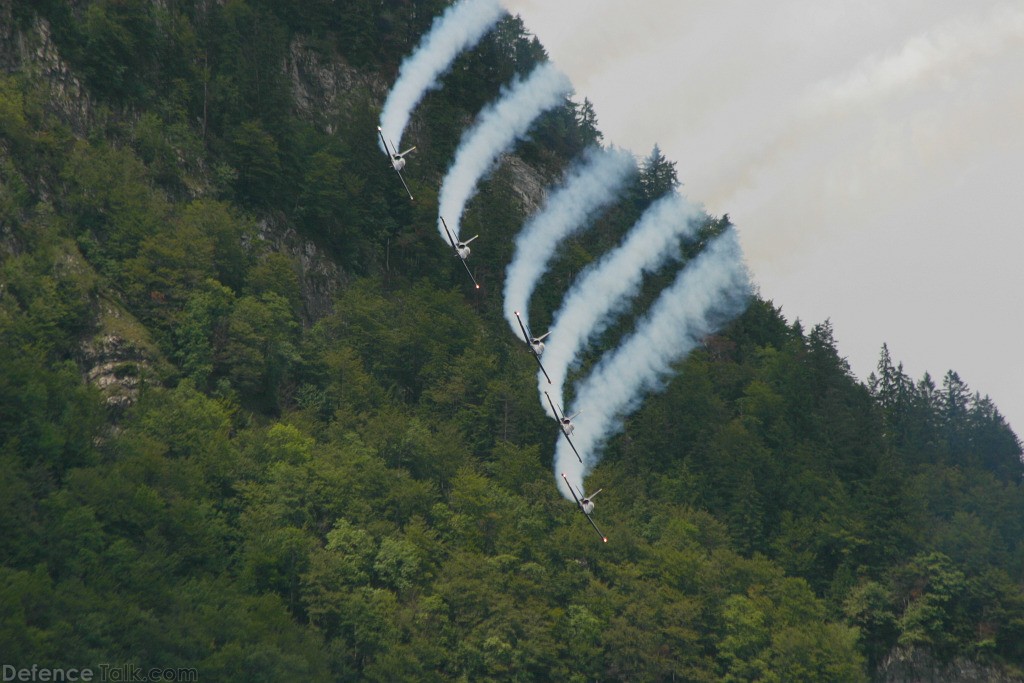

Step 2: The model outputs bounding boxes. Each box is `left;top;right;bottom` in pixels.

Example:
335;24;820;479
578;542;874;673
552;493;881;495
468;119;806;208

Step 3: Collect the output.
503;0;1024;434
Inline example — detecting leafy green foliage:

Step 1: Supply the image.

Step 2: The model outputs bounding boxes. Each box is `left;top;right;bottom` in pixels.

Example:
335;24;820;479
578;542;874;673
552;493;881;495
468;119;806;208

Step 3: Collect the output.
3;1;1023;680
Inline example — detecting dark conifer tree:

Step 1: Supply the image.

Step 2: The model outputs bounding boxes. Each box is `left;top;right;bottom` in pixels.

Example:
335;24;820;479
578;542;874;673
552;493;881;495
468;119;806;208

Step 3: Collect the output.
638;144;679;200
941;370;972;458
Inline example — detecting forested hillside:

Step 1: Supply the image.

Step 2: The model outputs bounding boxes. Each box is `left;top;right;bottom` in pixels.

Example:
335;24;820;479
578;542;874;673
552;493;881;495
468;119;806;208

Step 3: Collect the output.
2;1;1022;681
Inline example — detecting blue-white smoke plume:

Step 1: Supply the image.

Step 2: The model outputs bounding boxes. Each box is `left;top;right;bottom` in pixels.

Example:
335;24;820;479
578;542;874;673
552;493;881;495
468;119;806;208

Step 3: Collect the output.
378;0;505;152
541;192;704;410
503;146;636;334
557;228;752;499
437;62;573;240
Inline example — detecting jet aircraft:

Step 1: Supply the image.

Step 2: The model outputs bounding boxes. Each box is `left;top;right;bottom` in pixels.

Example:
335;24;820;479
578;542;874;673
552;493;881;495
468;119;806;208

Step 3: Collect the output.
441;216;480;289
561;473;607;542
513;311;552;384
545;391;582;462
377;126;416;201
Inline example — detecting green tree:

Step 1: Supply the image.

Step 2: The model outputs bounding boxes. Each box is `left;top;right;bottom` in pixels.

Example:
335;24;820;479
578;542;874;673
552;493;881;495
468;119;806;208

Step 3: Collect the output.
173;281;235;388
63;141;170;270
941;370;971;457
892;552;969;659
124;213;216;322
217;293;299;409
228;120;283;207
80;0;157;101
869;343;914;447
844;580;899;670
639;144;679;200
179;198;253;291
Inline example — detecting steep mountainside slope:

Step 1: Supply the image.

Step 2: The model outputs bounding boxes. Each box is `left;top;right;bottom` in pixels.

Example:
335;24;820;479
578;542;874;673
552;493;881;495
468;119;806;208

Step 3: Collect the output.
1;1;1022;681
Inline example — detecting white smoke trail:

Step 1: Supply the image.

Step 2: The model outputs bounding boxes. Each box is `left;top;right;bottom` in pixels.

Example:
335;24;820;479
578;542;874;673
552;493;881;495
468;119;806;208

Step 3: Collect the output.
557;228;752;499
503;146;636;333
437;62;573;239
541;192;703;410
378;0;506;152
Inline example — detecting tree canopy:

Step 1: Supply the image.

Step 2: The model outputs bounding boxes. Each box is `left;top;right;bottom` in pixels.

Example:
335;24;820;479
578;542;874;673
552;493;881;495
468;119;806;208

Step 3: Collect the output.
2;2;1022;681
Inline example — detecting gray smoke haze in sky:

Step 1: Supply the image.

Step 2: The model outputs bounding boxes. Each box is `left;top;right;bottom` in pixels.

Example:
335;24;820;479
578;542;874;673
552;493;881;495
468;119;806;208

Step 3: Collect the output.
437;62;573;240
503;146;636;333
558;228;752;498
541;192;703;412
378;0;505;152
503;0;1024;436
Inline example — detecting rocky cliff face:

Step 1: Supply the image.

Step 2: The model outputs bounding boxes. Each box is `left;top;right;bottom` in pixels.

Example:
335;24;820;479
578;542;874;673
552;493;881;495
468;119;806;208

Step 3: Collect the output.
2;6;155;411
502;153;549;217
255;214;348;326
1;11;95;136
1;9;357;407
4;2;551;411
286;35;387;136
63;247;164;415
876;647;1024;683
0;0;17;69
80;327;151;414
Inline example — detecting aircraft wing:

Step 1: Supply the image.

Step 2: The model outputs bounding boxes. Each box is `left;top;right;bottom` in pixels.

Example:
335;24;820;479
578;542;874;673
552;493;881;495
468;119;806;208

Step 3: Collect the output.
440;217;480;289
516;312;552;383
441;216;459;251
581;507;607;542
378;128;413;200
394;167;413;201
561;473;608;543
377;126;394;156
562;472;583;506
533;353;552;385
544;391;562;421
563;431;583;463
546;393;581;461
514;311;532;347
458;253;480;289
